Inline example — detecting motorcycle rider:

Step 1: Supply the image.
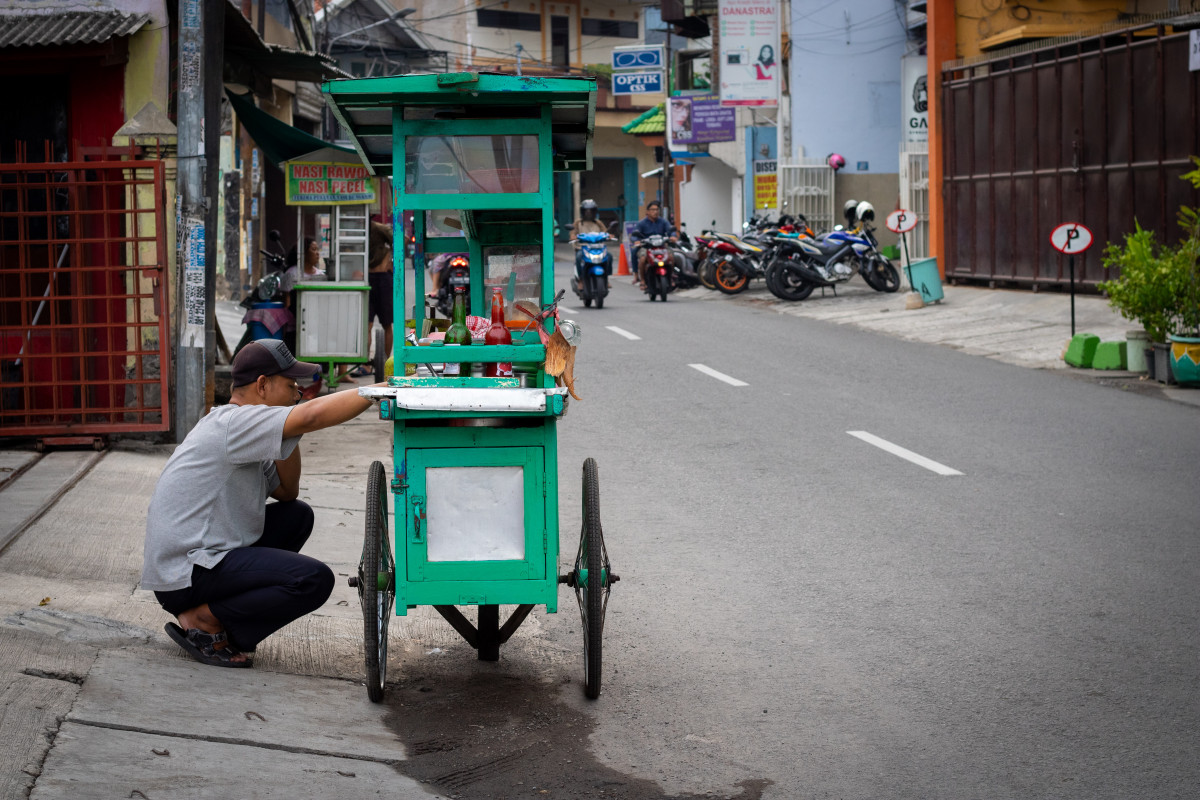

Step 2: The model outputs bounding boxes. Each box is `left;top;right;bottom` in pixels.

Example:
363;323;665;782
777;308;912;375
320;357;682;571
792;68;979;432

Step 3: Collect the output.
630;200;677;288
572;198;609;291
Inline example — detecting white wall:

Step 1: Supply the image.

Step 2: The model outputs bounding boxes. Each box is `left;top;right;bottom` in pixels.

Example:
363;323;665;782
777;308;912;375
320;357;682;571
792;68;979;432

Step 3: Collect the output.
680;158;737;234
788;0;907;174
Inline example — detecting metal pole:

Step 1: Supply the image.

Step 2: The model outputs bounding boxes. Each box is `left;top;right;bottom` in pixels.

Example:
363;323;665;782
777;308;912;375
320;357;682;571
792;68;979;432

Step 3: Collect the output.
1069;254;1076;336
663;28;672;210
176;0;206;440
204;3;224;412
902;230;913;290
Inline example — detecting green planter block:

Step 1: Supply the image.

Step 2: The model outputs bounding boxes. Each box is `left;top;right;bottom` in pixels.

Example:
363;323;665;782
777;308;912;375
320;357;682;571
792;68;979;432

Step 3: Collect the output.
1091;341;1127;370
1064;333;1100;367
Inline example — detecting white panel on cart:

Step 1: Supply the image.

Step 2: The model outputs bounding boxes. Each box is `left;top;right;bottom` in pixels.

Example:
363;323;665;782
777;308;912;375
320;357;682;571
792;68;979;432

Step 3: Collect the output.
425;466;526;562
298;290;366;358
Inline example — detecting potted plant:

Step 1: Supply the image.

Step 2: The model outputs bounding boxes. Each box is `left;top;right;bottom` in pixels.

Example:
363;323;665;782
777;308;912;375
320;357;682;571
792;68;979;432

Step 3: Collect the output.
1099;156;1200;386
1167;158;1200;387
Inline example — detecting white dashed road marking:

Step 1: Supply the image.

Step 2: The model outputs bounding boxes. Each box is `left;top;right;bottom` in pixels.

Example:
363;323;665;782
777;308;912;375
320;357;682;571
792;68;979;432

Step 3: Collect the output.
606;326;641;341
688;364;748;387
847;431;963;476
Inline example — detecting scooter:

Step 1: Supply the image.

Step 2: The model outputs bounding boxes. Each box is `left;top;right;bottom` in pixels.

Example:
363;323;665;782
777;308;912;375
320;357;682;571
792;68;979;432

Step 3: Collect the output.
434;254;471;318
668;223;702;289
570;231;612;309
641;234;675;302
239;229;289;310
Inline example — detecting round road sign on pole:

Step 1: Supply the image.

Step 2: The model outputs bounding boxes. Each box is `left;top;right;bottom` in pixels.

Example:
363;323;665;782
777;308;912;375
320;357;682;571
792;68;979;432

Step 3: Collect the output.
886;209;919;234
1050;222;1093;254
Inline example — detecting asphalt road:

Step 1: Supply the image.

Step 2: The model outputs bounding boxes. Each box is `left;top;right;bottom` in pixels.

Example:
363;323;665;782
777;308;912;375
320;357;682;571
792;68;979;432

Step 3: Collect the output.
518;265;1200;798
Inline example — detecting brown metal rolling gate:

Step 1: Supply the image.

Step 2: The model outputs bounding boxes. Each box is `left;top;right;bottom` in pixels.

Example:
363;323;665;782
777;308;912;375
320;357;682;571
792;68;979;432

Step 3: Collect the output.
0;154;170;443
941;24;1200;289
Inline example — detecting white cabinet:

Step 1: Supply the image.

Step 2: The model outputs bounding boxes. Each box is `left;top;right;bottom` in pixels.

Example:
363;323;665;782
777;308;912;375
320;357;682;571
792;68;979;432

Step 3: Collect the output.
295;286;369;359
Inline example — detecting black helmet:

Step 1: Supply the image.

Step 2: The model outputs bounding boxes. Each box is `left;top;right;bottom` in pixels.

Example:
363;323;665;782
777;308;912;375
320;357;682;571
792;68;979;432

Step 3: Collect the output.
580;198;598;220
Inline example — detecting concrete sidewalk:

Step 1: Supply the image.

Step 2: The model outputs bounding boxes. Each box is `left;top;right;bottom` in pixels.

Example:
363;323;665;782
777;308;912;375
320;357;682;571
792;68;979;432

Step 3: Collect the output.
0;423;447;799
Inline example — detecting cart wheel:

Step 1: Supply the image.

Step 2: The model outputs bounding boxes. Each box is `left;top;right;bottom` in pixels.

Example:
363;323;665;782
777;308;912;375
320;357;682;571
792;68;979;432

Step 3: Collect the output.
360;460;394;702
373;329;386;383
573;457;612;699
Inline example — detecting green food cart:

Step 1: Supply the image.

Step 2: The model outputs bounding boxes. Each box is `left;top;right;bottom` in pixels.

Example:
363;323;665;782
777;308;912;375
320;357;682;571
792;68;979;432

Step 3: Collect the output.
323;71;617;702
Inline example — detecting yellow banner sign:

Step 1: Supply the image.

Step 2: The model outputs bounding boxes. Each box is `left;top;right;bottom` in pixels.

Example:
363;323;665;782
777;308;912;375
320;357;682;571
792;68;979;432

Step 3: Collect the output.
286;162;376;206
753;159;777;210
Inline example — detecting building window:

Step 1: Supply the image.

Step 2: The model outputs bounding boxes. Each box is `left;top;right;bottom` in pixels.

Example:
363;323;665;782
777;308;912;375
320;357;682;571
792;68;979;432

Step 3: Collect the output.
581;18;638;39
476;9;541;31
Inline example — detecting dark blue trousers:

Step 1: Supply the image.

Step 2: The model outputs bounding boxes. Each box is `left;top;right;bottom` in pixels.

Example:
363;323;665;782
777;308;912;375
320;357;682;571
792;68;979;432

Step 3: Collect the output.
154;500;334;651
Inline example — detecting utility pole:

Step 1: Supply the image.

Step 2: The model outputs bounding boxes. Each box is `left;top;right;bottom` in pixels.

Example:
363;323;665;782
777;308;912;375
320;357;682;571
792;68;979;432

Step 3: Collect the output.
662;27;671;212
175;0;223;440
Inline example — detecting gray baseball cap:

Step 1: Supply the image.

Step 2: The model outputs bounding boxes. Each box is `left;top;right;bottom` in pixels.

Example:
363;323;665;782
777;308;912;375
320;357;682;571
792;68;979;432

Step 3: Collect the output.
231;339;319;387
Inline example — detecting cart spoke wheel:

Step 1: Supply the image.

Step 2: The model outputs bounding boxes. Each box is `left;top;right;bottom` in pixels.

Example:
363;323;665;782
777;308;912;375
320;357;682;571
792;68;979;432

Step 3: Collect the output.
362;460;394;702
373;328;386;382
574;457;611;699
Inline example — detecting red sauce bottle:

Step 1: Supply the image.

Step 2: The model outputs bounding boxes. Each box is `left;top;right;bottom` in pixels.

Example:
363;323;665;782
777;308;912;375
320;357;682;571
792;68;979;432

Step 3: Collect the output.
483;288;513;377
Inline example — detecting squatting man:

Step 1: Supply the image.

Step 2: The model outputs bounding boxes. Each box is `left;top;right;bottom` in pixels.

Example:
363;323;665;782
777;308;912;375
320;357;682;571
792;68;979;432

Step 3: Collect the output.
142;339;379;666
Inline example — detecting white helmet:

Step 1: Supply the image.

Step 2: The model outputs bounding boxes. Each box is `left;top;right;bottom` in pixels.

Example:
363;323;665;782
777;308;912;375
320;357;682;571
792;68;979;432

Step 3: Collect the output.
855;201;875;223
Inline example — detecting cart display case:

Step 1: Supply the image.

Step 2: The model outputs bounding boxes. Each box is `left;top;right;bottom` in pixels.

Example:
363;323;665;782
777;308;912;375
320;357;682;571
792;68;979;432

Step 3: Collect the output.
323;71;616;702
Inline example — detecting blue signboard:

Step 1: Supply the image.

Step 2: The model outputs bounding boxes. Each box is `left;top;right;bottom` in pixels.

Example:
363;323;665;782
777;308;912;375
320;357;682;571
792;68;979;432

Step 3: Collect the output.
612;45;664;71
613;71;664;95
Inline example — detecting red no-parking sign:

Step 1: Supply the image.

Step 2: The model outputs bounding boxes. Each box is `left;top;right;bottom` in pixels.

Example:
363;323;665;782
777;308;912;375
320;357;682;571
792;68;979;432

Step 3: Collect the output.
886;209;919;234
1050;222;1093;254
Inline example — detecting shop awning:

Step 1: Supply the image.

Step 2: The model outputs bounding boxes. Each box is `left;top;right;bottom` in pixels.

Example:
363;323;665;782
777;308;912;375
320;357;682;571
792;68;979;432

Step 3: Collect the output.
621;104;664;135
227;90;355;167
223;0;348;90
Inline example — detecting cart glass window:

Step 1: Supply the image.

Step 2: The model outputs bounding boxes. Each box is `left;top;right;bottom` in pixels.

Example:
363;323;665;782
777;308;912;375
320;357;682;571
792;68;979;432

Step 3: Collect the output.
425;210;466;238
425;466;526;562
405;135;539;194
482;246;542;315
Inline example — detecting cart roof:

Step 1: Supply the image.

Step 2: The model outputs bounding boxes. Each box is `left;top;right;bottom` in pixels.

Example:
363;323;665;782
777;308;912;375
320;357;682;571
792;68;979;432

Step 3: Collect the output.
322;72;597;176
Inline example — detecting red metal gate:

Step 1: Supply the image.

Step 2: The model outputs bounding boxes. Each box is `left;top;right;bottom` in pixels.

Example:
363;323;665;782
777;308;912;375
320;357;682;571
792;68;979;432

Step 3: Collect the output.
0;152;169;437
941;23;1200;288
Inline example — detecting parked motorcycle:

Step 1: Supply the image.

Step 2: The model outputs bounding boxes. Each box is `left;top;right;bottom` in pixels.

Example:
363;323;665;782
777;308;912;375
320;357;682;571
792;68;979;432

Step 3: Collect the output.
571;231;612;309
668;223;702;290
702;231;765;295
764;202;900;301
239;229;289;310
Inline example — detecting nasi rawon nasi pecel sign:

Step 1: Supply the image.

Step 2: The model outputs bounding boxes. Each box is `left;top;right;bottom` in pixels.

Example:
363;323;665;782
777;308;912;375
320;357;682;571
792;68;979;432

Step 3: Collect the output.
286;162;377;206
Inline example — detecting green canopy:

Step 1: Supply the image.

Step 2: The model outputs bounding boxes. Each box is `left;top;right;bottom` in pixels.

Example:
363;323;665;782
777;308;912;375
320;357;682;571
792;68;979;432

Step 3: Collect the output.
226;90;354;166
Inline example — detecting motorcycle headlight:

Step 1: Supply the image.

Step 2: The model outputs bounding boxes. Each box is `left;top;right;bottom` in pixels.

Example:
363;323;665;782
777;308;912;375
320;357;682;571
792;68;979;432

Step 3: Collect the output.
259;272;282;300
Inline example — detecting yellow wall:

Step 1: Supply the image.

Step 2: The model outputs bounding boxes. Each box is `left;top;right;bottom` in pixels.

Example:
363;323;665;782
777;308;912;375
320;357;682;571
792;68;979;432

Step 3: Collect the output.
954;0;1175;59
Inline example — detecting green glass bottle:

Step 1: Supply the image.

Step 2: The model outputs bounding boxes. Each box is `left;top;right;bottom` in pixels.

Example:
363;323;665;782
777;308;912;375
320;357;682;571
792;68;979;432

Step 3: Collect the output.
443;287;472;378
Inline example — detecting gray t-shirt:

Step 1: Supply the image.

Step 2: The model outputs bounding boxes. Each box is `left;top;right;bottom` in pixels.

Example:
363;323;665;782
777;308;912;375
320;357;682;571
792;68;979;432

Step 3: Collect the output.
141;404;301;592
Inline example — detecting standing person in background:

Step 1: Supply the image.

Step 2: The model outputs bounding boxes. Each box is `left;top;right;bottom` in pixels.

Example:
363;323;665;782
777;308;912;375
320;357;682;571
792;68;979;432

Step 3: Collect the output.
368;217;395;359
